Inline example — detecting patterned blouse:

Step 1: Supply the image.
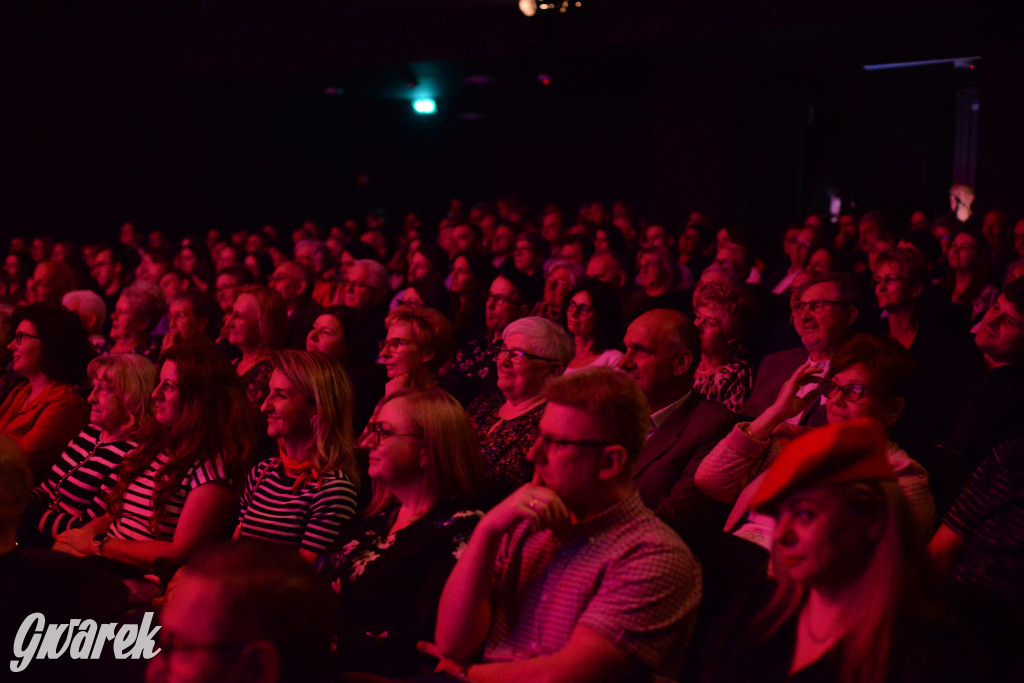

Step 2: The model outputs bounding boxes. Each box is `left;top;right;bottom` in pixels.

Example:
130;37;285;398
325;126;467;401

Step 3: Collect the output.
97;336;163;365
693;360;754;413
467;393;545;493
234;358;273;411
314;502;482;677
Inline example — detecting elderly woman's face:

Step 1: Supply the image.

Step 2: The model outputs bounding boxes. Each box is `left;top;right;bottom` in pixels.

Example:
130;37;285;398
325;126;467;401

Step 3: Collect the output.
773;486;878;589
694;303;736;357
378;321;427;380
566;291;596;338
497;331;558;404
88;371;127;434
306;314;347;360
111;295;151;343
544;267;574;307
362;397;424;486
824;363;898;428
637;253;668;290
9;320;44;378
225;293;263;351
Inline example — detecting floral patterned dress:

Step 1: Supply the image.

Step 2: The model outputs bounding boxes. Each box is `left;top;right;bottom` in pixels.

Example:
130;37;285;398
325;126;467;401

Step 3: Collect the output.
313;501;482;677
693;360;754;413
467;393;546;494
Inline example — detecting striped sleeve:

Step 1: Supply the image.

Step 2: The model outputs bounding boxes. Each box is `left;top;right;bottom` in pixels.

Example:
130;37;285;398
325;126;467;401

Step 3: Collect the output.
300;475;358;553
33;428;134;538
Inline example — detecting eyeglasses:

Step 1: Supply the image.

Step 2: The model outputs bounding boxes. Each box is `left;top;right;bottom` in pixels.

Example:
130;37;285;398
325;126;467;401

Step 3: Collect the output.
342;279;378;293
566;301;593;316
873;275;903;287
486;292;521;307
496;343;553;365
792;299;850;315
362;421;421;445
818;379;867;402
378;337;412;353
394;298;422;308
531;426;609;450
12;331;41;344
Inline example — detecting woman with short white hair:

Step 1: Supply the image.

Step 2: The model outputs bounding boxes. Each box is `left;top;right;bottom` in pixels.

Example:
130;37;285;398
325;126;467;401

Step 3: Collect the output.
466;316;573;494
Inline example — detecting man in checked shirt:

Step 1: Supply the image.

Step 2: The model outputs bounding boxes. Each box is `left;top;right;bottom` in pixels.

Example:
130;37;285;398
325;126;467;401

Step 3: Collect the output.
424;368;702;683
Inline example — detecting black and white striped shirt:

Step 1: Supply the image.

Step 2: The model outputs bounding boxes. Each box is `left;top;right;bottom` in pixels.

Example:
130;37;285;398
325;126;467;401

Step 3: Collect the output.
30;425;136;538
108;451;228;541
236;458;358;553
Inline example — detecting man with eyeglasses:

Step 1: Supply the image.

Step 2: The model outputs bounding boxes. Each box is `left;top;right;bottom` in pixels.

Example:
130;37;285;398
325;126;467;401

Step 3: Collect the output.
742;272;858;427
429;368;701;683
617;308;738;544
147;539;337;683
338;258;391;363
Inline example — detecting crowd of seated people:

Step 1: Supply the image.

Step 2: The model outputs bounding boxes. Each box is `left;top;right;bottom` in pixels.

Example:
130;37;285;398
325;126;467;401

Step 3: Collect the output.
0;188;1022;681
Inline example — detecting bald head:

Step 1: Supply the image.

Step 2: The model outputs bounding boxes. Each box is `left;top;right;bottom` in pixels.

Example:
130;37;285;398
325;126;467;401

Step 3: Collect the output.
618;308;701;412
27;261;74;306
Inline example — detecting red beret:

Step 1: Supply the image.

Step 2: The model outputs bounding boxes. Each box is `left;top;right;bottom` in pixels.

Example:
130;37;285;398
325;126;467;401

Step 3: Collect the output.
751;417;895;513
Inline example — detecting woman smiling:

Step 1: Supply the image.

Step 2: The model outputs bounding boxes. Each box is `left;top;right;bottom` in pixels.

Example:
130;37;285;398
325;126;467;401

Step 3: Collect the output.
234;351;359;562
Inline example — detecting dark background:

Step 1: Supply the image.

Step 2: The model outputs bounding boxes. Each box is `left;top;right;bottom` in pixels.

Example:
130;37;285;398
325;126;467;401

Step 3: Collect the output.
1;0;1020;241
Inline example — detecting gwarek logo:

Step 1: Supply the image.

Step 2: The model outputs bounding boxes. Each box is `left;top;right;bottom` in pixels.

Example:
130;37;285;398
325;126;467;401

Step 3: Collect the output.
10;612;161;673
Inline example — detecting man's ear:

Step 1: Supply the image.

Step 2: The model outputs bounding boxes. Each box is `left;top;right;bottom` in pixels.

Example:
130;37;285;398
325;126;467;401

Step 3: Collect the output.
597;445;629;481
672;349;694;377
846;305;858;328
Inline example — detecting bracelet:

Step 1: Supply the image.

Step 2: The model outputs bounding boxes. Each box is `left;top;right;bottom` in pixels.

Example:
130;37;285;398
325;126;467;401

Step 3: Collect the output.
92;534;109;557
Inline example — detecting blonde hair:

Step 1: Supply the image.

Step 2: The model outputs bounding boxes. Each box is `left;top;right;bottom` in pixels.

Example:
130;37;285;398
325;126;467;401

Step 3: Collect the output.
272;350;358;490
758;481;939;683
365;388;483;517
384;305;455;373
236;285;288;350
87;353;158;438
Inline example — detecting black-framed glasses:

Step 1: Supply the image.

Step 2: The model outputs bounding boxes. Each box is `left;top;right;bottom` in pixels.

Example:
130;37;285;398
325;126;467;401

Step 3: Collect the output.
362;421;421;445
13;331;41;344
486;292;521;307
496;343;553;365
531;426;609;450
818;379;867;402
792;299;851;315
566;301;594;316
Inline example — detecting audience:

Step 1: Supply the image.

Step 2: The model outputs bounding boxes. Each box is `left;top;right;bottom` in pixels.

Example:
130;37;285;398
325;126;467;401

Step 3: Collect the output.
3;192;1022;680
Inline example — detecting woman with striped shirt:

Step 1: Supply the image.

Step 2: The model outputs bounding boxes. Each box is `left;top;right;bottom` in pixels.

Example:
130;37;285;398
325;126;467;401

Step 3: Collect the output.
234;350;360;562
53;344;258;598
19;353;156;546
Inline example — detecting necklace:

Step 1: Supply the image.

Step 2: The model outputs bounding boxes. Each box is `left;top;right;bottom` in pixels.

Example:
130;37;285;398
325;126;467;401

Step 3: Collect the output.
49;432;111;511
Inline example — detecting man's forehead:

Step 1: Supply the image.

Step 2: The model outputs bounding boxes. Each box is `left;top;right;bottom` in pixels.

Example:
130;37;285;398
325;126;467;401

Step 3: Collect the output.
799;282;838;301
